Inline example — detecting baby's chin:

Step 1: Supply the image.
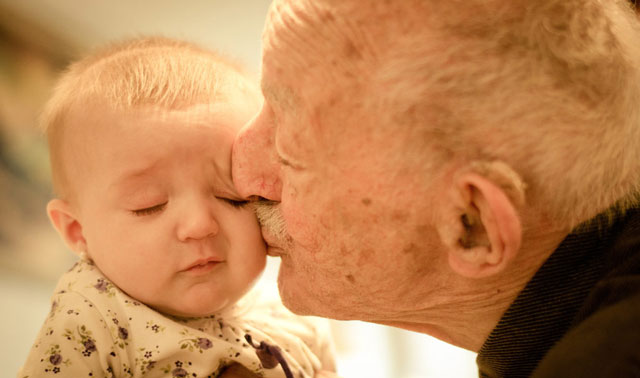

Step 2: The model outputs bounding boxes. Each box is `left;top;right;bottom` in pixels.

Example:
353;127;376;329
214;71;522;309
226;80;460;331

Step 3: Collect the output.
153;299;233;319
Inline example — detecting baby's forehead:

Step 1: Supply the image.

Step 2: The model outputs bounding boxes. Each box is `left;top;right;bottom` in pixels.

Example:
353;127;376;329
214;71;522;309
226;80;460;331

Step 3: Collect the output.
67;94;237;126
61;100;241;182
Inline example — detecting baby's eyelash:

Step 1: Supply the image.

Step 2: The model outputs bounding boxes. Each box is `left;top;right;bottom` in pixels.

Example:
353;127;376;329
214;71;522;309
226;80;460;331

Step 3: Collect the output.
220;198;249;209
132;203;167;216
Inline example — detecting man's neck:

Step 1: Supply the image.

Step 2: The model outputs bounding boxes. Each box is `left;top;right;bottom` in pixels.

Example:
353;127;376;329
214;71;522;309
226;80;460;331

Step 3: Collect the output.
378;226;570;351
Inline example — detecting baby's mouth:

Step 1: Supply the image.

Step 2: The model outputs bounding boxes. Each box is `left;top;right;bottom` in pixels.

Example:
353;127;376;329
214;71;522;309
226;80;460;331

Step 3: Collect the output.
182;257;223;273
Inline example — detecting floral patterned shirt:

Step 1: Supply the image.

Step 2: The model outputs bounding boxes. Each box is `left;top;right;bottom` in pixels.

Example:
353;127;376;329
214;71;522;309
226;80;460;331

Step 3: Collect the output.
18;260;335;378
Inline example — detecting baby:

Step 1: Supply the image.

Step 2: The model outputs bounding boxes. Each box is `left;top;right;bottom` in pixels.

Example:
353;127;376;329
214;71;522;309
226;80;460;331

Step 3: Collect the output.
19;37;335;378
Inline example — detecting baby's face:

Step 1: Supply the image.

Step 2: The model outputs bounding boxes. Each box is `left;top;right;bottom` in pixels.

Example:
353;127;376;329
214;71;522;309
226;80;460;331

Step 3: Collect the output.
65;98;265;317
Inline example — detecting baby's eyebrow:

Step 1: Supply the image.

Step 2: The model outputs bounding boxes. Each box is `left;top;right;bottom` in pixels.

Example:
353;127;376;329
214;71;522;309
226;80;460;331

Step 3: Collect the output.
108;162;161;192
116;166;156;183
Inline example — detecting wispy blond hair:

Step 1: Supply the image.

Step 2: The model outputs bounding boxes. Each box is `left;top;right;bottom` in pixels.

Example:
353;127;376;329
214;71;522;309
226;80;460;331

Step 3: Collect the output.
41;36;258;199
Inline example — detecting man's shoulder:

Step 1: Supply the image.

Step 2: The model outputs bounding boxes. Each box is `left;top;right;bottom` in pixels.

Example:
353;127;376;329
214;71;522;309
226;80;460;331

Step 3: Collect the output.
532;279;640;377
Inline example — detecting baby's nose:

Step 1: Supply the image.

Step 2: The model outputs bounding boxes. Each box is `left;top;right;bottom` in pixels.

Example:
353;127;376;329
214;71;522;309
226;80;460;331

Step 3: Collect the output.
176;200;219;242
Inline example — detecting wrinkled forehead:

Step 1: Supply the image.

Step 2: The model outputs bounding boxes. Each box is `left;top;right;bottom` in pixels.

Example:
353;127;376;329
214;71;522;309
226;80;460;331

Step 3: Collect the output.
261;0;382;83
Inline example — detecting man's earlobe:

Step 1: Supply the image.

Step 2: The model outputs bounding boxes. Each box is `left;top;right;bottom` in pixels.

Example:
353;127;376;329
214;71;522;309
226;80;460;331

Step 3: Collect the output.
438;161;524;278
46;199;88;256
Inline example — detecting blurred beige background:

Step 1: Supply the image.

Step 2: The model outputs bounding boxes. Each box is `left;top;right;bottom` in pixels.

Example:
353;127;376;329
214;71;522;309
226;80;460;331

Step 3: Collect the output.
0;1;477;376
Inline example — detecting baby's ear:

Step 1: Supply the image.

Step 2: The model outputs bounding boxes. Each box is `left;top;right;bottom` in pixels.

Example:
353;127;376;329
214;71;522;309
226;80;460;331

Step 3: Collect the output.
437;161;524;278
47;199;88;256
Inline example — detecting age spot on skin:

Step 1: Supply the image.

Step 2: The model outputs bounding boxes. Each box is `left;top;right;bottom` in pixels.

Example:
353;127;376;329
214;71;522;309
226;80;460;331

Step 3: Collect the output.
346;274;356;283
343;40;363;60
361;197;372;206
402;243;419;255
357;249;374;266
320;10;335;22
392;210;409;222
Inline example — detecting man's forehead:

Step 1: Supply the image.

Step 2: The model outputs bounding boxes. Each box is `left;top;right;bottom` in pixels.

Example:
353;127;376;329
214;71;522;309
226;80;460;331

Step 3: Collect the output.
263;0;352;57
262;0;389;79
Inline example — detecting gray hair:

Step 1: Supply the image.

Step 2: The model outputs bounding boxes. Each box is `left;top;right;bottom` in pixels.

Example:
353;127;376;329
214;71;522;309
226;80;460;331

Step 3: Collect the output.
372;0;640;227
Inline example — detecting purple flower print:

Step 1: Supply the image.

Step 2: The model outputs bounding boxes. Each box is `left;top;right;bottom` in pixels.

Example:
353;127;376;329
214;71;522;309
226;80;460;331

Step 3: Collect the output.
118;327;129;340
84;339;96;351
197;338;213;350
82;338;97;356
49;353;62;365
172;368;188;377
94;278;108;292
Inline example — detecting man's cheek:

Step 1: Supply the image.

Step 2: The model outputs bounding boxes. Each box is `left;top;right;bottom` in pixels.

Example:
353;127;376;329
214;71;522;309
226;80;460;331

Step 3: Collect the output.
281;205;317;251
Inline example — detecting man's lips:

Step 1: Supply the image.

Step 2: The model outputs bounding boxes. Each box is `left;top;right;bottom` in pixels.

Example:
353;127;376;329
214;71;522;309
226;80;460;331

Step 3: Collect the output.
266;246;286;257
260;228;286;257
260;227;280;247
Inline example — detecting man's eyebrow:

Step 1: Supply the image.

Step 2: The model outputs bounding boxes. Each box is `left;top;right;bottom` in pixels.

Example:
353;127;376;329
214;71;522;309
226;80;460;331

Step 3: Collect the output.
277;155;294;167
261;82;282;106
261;82;298;111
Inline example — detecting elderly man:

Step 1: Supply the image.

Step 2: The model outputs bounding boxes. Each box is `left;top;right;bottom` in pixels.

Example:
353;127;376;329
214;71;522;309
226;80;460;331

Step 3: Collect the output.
230;0;640;376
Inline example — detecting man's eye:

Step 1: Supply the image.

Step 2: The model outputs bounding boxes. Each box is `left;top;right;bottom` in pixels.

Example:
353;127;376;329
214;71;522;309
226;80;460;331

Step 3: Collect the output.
278;155;294;167
131;203;167;216
220;198;249;209
276;154;303;170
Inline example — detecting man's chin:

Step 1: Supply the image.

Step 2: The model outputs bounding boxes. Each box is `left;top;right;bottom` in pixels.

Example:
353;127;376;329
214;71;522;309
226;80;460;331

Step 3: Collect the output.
276;268;318;316
276;264;364;321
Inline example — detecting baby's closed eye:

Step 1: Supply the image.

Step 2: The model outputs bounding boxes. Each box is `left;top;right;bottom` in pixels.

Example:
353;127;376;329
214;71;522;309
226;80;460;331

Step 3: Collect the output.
218;197;249;209
131;202;167;216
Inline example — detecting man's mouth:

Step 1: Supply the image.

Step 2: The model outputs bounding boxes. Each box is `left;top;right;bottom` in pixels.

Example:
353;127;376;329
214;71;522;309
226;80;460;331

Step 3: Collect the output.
266;245;286;257
261;226;282;246
261;227;294;258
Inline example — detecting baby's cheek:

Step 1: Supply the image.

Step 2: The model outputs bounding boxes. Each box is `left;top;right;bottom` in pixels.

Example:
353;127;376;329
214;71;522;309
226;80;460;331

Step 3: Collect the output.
237;208;262;234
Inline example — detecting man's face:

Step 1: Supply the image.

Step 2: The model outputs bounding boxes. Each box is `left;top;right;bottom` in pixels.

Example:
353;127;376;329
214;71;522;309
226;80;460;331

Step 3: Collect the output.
66;98;266;318
233;0;447;320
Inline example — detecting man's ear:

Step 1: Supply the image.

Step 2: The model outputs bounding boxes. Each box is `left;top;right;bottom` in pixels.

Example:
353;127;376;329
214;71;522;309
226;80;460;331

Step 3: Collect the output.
47;199;88;256
438;161;524;278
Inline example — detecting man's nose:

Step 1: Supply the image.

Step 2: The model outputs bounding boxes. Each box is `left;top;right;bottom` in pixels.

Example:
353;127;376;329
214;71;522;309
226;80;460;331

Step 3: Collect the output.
231;107;282;201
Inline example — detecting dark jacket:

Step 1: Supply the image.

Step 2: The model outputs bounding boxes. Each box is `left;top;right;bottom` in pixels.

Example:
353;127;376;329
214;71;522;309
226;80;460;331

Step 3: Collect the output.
477;206;640;377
